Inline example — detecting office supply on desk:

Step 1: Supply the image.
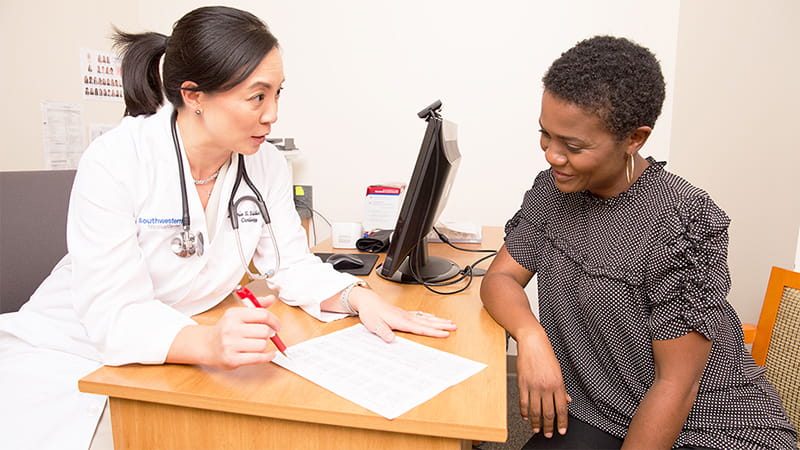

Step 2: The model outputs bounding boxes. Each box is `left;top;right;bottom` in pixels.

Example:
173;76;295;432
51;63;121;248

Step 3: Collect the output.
272;324;487;419
315;252;379;276
326;253;365;270
363;184;405;232
331;222;363;248
356;229;393;253
427;221;482;244
233;285;289;357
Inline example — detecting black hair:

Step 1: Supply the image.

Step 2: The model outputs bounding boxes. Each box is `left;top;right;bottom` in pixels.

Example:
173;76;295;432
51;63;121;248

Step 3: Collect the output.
112;6;279;117
542;35;665;141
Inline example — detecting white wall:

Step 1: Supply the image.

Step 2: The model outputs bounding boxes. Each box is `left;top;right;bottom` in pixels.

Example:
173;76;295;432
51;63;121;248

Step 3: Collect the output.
13;2;798;326
670;1;800;323
3;1;682;230
0;0;136;169
134;0;680;233
3;1;796;327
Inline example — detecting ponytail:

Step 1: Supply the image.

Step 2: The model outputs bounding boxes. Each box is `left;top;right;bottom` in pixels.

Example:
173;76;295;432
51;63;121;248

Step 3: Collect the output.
112;7;278;118
112;29;168;117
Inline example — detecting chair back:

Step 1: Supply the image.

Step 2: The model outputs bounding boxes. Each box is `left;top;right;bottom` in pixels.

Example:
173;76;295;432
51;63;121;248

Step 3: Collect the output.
0;170;76;313
751;266;800;432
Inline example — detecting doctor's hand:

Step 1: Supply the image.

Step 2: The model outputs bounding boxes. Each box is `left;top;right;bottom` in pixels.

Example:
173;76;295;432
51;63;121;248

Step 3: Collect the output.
347;287;457;343
168;295;283;370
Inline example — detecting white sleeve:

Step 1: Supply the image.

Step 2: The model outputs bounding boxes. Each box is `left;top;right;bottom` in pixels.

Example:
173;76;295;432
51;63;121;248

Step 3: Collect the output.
250;150;359;322
68;141;195;366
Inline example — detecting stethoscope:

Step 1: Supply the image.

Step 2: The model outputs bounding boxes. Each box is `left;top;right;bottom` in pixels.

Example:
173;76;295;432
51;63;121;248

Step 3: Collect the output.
169;110;280;279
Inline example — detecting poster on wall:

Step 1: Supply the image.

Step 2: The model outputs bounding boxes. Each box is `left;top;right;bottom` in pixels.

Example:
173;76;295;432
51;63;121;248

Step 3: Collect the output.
80;48;123;102
41;102;85;170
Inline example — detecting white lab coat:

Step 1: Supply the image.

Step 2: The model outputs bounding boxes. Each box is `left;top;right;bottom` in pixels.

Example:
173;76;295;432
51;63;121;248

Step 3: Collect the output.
0;105;357;450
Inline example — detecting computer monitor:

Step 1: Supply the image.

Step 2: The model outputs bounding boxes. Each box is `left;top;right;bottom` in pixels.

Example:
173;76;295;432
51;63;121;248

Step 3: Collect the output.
378;100;461;284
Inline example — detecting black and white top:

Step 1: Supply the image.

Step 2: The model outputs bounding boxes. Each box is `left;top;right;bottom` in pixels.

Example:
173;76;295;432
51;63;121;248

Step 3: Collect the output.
505;158;797;449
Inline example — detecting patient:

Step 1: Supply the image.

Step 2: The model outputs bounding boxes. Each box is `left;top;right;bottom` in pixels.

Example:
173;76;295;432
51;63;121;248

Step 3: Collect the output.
481;35;797;449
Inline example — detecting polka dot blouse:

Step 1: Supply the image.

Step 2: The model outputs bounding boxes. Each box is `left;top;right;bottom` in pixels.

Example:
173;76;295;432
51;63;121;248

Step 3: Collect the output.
504;158;797;449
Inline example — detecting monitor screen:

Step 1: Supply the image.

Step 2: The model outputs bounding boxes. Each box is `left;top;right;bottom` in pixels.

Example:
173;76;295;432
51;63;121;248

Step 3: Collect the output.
378;101;461;283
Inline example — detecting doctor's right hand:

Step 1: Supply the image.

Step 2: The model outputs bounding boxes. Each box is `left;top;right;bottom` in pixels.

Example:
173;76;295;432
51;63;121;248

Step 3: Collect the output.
167;295;282;370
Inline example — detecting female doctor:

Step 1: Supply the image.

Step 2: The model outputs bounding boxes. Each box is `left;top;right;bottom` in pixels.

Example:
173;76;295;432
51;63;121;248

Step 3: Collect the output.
0;6;456;450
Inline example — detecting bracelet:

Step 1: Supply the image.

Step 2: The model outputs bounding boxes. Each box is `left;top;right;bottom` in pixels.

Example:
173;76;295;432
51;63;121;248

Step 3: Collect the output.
339;280;367;316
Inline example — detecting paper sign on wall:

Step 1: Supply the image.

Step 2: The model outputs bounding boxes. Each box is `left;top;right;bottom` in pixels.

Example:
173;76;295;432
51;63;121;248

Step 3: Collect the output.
80;48;123;102
41;102;85;170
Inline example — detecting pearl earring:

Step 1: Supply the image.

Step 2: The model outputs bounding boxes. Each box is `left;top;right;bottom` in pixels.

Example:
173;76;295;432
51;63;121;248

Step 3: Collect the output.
194;109;201;115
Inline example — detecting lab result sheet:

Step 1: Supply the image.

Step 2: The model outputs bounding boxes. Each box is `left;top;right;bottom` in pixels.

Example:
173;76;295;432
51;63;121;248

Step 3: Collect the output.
272;324;487;419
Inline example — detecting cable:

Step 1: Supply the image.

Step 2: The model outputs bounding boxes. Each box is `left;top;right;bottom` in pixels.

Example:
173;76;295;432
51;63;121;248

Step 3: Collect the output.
291;199;497;295
432;226;498;254
293;200;316;246
407;228;499;295
294;198;333;248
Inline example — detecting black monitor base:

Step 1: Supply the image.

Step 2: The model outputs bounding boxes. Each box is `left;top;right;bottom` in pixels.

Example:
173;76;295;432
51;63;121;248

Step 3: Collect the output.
377;256;460;284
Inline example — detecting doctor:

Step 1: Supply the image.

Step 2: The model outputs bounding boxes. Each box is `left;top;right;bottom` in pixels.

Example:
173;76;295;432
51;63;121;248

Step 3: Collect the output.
0;6;456;450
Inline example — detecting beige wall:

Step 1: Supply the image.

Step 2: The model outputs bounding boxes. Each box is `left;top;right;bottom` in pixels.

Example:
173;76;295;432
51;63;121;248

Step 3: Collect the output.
670;0;800;323
0;0;136;170
1;1;681;225
1;1;797;324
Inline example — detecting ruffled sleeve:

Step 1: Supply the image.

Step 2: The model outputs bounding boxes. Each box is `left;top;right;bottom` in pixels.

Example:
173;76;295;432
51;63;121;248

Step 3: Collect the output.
504;171;555;273
646;195;731;341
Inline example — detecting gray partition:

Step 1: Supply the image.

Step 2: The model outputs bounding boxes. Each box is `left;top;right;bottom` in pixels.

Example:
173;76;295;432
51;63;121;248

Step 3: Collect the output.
0;170;76;313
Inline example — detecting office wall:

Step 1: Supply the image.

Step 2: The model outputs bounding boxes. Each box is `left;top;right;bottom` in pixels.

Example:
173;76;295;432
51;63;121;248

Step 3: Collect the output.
133;0;679;230
0;0;136;169
670;0;800;323
1;0;680;223
9;2;795;325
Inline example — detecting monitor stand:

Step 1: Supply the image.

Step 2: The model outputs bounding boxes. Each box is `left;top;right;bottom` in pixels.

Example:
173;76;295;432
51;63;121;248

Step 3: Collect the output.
377;238;460;284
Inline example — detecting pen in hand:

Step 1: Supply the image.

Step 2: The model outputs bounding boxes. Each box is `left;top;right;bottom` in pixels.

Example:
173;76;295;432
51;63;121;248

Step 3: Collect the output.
234;285;289;358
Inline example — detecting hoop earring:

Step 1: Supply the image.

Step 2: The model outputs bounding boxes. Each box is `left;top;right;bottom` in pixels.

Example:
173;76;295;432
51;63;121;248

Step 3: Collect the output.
626;154;635;184
194;109;202;116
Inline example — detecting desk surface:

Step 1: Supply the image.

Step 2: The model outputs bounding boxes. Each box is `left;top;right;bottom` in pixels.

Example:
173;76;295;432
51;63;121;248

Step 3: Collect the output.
79;227;507;447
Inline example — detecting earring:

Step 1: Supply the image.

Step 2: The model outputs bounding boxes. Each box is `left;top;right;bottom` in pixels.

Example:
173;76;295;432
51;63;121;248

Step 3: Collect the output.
626;154;635;184
194;109;202;115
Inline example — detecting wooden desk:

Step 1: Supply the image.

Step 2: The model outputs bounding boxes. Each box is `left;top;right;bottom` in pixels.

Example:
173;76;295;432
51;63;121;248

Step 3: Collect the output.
79;227;507;449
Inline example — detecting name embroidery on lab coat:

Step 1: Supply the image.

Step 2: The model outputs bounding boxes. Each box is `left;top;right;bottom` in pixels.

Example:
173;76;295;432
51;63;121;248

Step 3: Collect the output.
137;217;182;230
237;209;261;224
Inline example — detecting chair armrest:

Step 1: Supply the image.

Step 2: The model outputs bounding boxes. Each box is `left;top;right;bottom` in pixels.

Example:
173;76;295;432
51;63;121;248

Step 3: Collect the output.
742;323;757;344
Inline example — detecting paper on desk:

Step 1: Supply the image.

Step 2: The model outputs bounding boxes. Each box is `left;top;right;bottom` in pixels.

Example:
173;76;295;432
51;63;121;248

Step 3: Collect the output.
272;324;487;419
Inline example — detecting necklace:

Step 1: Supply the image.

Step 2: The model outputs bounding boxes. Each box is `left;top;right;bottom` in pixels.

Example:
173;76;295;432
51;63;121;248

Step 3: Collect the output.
193;170;220;185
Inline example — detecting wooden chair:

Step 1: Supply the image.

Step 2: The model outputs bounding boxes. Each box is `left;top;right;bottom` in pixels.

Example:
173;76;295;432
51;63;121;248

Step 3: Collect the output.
742;266;800;434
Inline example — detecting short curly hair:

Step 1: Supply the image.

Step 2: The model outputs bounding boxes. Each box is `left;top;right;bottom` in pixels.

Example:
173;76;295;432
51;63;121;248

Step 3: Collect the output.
542;35;665;142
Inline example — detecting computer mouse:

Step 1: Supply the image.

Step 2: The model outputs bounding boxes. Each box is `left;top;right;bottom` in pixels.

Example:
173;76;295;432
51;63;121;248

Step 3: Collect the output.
326;253;365;270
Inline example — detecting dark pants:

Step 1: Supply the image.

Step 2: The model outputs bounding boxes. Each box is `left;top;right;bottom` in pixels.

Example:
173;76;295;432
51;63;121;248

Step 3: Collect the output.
522;416;717;450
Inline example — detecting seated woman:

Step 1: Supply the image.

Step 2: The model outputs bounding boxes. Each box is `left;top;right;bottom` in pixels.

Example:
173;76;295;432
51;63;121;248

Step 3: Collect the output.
480;35;797;449
0;6;456;450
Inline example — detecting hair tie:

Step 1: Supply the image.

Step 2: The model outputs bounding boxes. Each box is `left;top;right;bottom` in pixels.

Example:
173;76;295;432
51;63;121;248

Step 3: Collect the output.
164;36;171;48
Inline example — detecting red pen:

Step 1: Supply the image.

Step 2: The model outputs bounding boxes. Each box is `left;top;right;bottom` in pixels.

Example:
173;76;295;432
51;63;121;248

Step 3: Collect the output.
234;285;289;358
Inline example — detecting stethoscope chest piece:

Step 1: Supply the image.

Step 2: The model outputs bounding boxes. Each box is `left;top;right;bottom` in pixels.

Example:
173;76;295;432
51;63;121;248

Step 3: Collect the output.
172;228;204;257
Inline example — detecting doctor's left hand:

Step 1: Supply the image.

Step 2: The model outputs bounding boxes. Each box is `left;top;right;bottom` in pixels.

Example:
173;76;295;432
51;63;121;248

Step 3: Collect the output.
168;295;282;370
347;287;457;343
